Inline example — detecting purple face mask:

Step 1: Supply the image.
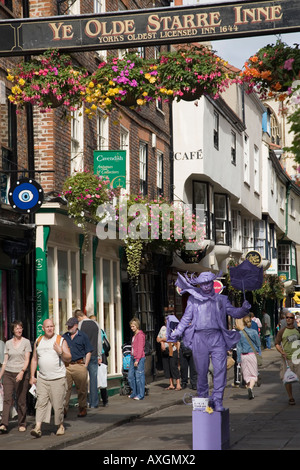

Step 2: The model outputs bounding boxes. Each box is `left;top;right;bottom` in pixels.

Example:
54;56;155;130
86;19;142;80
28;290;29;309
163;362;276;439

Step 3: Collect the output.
199;281;214;295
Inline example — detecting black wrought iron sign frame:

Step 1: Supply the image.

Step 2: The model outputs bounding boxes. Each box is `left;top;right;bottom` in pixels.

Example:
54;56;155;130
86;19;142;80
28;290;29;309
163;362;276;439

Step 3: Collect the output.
0;0;299;56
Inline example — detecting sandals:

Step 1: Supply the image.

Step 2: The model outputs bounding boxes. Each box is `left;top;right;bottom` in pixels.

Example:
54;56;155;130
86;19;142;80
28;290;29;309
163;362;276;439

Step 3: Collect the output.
31;427;42;438
0;425;8;434
18;426;26;432
56;425;65;436
165;386;175;390
175;387;182;391
289;398;296;405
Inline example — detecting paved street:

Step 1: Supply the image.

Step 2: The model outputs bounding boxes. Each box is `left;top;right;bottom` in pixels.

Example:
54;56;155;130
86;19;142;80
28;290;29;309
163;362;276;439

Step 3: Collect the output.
0;348;299;452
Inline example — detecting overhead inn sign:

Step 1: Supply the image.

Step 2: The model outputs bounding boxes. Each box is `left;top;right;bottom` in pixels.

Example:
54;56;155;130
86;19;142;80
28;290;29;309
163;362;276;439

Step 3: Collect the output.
0;0;299;56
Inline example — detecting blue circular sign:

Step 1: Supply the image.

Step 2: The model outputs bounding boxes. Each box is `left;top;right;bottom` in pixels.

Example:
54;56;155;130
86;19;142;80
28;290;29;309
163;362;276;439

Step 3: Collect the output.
8;177;44;214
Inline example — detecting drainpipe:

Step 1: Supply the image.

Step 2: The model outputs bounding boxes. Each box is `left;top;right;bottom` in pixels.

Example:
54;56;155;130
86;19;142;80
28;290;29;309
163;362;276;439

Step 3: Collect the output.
284;181;292;238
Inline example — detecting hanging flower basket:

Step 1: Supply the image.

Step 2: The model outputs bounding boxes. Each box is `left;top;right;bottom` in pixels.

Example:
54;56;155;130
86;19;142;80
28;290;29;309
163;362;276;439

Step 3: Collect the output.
179;247;207;263
7;49;87;113
157;45;235;103
83;52;158;117
240;40;300;101
179;84;206;102
61;169;116;250
115;194;205;283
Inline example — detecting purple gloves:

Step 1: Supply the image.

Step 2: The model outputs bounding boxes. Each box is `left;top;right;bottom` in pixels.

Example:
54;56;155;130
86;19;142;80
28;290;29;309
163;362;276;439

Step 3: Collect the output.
242;300;251;311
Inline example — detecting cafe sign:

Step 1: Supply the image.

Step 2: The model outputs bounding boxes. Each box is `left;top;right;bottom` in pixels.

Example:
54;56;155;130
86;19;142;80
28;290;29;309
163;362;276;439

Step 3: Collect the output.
0;0;299;56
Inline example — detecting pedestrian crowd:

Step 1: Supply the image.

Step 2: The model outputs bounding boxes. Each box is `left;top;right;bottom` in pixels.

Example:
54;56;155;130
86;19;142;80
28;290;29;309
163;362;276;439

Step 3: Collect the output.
0;305;299;437
0;313;109;437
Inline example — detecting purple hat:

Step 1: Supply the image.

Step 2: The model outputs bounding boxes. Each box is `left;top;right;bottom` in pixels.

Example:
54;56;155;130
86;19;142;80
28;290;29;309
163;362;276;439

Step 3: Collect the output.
180;271;221;286
196;272;218;284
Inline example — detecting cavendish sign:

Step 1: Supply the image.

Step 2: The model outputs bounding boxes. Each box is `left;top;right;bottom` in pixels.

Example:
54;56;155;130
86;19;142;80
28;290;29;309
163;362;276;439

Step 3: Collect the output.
0;0;299;56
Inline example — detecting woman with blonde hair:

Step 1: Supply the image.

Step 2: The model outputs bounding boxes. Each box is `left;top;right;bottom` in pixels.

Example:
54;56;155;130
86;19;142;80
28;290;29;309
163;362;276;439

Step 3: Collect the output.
128;318;146;400
236;315;261;400
0;320;32;433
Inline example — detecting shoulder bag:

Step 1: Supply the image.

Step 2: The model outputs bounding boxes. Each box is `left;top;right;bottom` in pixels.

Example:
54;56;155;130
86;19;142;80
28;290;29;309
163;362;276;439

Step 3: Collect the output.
242;330;263;367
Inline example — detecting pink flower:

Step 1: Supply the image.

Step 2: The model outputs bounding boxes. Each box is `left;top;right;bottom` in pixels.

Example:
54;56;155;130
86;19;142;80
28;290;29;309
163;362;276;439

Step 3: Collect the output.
284;58;295;71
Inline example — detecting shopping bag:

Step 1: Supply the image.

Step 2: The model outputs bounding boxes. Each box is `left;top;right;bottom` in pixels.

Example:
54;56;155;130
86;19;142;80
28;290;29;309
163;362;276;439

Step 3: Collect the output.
97;363;108;389
283;363;299;384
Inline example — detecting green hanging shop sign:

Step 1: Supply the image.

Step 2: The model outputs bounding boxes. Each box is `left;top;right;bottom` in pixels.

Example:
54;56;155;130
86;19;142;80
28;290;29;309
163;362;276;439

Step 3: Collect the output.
35;226;50;337
94;150;126;189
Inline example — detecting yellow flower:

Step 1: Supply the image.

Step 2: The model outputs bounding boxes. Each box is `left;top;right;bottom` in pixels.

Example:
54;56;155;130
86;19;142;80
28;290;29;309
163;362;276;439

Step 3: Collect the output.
167;89;174;95
149;77;156;84
91;104;98;111
144;73;151;80
18;78;25;86
7;74;14;81
136;99;145;106
88;82;95;88
104;98;112;105
204;406;214;414
142;92;148;97
12;85;22;95
109;80;114;86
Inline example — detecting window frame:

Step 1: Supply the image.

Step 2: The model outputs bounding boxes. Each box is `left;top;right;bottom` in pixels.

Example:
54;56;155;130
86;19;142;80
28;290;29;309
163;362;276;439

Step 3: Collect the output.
139;142;148;196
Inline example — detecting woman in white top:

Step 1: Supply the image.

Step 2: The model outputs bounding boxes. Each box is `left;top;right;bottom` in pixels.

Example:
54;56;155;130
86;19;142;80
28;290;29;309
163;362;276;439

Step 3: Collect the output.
0;320;32;433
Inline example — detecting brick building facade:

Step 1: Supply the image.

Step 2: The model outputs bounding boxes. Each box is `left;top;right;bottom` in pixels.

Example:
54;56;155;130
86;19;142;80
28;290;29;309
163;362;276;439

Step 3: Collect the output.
0;0;173;387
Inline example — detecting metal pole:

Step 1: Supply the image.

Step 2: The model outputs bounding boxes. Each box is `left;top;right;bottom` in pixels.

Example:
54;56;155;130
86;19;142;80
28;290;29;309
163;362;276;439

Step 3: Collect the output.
23;0;36;342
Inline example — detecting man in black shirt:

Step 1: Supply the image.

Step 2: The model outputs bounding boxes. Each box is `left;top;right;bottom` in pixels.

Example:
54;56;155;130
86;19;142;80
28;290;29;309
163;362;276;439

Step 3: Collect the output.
75;310;102;408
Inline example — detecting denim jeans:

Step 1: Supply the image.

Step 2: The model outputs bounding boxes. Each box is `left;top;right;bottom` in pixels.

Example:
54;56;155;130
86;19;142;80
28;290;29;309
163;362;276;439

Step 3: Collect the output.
88;356;99;408
265;335;271;349
128;356;145;399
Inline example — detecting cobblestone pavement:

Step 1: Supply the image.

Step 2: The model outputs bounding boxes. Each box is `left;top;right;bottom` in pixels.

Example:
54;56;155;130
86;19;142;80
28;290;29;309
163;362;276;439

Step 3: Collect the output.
1;348;297;451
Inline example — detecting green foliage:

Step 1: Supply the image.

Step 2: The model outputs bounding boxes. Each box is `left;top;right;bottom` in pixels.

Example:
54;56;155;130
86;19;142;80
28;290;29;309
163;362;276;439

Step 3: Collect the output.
285;108;300;164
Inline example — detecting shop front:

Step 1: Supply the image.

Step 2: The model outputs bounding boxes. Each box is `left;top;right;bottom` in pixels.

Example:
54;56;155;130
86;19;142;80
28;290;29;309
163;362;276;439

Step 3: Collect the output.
35;205;123;390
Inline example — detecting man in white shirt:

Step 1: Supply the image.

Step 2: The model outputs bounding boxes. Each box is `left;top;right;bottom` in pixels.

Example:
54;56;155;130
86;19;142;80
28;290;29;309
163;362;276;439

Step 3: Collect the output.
30;319;71;438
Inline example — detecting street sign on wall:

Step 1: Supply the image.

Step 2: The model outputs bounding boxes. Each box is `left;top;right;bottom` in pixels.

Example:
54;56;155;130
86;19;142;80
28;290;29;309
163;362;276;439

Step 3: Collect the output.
0;0;299;56
94;150;126;189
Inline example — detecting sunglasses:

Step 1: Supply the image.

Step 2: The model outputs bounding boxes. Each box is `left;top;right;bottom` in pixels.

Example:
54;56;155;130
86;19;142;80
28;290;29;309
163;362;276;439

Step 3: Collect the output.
286;316;294;319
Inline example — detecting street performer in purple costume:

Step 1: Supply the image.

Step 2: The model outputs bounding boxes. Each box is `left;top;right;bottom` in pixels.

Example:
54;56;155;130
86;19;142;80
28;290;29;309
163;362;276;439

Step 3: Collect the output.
168;271;251;412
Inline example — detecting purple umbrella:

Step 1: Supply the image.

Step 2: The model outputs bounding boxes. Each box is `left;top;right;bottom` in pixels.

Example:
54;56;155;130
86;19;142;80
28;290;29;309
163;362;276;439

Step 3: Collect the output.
229;259;263;299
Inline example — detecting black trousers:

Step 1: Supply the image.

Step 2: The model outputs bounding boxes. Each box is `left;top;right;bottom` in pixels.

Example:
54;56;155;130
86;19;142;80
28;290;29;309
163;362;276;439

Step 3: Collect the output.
180;351;198;386
162;349;180;380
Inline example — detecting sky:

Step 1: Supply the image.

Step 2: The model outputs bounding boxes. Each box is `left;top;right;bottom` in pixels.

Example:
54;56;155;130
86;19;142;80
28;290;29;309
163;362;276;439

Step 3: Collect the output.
211;32;300;70
176;0;300;70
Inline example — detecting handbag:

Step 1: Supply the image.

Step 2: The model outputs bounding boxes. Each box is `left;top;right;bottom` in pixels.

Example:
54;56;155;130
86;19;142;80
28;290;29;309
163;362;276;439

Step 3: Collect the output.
97;363;108;389
242;330;262;367
227;356;235;370
181;342;192;358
